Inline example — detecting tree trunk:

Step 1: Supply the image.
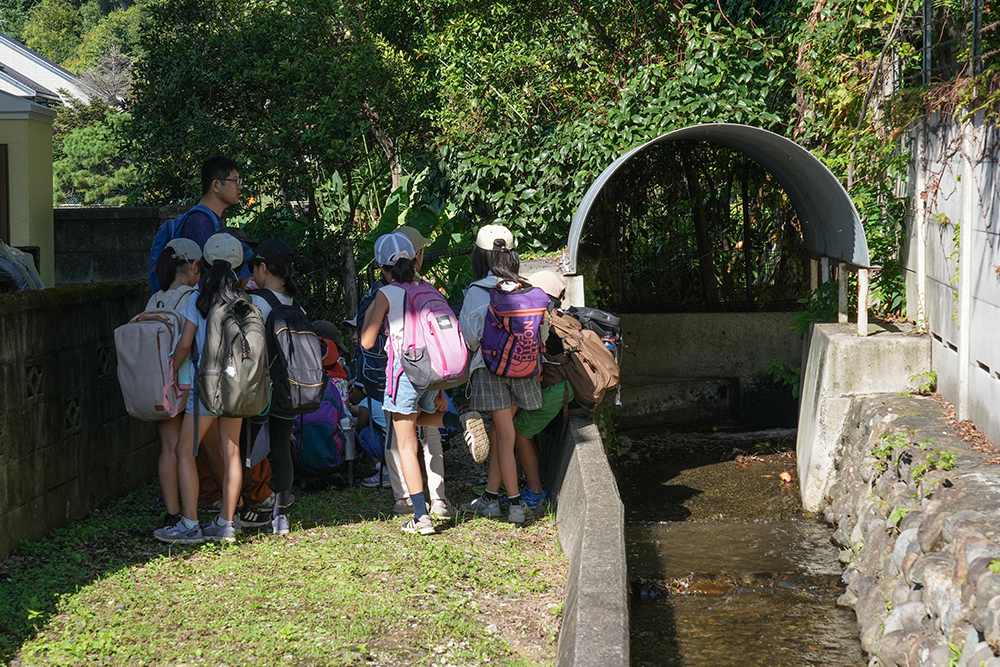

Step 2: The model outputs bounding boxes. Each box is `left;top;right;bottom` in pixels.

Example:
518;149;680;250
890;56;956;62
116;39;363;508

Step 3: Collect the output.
341;237;358;316
793;0;829;139
681;152;717;303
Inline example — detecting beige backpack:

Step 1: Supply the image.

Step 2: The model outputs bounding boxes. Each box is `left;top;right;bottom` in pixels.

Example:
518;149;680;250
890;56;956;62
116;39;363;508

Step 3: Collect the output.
114;287;194;421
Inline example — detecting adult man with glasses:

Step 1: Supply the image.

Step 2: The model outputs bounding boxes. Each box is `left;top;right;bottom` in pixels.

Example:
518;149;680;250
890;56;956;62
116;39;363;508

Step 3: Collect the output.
148;155;251;291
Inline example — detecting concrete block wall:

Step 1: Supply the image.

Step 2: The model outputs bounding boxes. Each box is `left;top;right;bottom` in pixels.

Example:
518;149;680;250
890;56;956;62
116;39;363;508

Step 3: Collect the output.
0;280;158;559
53;206;187;285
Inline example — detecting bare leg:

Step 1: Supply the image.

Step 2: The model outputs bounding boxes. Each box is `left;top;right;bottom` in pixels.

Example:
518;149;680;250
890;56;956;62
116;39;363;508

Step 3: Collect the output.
157;415;183;515
392;413;426;511
514;431;543;494
491;407;519;498
176;413;216;521
217;417;244;522
485;422;503;493
201;422;226;497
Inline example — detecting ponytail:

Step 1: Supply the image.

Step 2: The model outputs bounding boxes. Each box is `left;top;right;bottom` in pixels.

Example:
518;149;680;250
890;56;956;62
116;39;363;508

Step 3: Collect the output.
486;239;520;283
390;257;416;284
154;246;187;291
196;260;242;317
265;261;299;298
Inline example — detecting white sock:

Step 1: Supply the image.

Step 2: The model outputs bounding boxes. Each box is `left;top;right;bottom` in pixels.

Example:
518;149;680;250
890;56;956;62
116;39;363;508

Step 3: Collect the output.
181;517;199;530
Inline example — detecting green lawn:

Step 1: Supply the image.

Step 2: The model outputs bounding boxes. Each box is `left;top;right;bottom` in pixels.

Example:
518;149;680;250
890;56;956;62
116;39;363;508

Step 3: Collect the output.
2;482;565;666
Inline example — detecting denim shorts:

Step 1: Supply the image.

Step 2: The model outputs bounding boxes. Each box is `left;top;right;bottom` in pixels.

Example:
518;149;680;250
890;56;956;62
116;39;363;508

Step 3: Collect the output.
383;366;439;415
185;388;219;419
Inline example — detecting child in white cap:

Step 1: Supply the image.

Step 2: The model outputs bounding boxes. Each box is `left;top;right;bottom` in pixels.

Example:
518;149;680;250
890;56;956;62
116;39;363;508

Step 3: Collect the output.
153;232;250;544
147;237;203;530
360;232;466;535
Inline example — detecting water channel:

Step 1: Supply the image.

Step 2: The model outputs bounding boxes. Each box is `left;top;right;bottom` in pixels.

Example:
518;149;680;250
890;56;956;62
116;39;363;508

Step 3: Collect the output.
614;427;866;667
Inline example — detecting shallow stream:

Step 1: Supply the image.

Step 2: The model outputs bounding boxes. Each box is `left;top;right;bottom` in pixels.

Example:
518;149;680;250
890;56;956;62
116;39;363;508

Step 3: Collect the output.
615;428;865;667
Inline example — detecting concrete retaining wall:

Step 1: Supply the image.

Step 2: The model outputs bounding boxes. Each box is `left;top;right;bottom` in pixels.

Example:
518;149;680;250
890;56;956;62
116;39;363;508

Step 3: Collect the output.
797;322;932;511
551;415;629;667
617;312;803;428
0;280;158;560
53;206;187;285
824;394;1000;667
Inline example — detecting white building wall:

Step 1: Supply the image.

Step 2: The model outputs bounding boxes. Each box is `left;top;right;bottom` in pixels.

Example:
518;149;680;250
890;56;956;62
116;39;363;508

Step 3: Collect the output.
904;114;1000;445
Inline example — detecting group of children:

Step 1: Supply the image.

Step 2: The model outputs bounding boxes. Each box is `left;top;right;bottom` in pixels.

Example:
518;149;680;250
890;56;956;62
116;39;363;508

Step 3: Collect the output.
145;207;569;541
354;223;569;535
148;232;304;543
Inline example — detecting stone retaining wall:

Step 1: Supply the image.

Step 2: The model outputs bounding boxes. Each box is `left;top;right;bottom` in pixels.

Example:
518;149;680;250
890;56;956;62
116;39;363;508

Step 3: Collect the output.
0;280;158;560
825;393;1000;667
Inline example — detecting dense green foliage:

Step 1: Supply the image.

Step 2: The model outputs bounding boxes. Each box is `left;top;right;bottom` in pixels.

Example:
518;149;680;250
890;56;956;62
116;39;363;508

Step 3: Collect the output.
53;98;136;205
36;0;1000;316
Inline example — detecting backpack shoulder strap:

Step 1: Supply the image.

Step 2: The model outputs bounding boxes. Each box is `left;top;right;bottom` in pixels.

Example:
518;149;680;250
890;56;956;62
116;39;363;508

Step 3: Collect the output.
171;285;195;310
255;288;286;321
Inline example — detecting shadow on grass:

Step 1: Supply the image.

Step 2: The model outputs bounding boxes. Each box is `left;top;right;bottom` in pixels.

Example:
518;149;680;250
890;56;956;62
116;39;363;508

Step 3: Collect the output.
0;467;405;662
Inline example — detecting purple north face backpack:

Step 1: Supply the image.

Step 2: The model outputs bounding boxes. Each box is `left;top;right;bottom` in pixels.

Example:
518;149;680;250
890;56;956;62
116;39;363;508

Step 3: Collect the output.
481;285;550;378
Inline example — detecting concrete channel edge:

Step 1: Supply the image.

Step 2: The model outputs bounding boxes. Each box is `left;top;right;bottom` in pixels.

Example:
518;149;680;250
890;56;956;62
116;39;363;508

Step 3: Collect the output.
552;415;630;667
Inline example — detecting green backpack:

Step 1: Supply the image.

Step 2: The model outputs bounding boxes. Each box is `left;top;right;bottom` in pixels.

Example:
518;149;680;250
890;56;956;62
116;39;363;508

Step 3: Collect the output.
194;295;271;418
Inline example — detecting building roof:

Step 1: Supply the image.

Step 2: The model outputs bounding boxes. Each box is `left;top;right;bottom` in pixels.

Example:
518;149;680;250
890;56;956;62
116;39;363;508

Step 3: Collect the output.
0;31;100;106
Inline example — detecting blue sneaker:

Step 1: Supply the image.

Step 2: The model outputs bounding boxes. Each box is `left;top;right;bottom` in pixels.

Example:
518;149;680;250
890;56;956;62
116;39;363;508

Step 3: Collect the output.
362;463;390;489
520;487;548;508
272;510;290;535
153;519;204;544
202;516;241;543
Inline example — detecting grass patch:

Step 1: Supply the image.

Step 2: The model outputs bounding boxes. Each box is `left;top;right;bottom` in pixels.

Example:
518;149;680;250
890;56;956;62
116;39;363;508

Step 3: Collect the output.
2;481;565;666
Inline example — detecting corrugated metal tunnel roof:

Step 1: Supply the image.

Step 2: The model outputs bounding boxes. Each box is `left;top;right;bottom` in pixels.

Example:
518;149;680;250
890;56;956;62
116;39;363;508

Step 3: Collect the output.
567;123;870;271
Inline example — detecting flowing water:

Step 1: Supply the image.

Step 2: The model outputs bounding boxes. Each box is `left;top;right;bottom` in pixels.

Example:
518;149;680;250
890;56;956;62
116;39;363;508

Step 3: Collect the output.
615;428;865;667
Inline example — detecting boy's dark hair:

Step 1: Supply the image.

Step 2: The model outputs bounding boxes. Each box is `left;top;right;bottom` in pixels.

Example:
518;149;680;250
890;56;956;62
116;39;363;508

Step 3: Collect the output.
196;259;243;317
390;257;416;284
201;155;240;195
485;240;520;282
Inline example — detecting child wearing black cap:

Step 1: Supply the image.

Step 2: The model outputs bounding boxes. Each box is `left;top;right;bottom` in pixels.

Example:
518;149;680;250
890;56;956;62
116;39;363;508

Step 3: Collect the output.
247;238;301;535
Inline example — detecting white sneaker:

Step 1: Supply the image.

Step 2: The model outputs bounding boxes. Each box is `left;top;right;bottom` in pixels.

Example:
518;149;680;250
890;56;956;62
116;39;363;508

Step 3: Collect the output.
430;500;456;519
401;514;436;535
460;495;501;518
508;504;530;525
461;411;490;463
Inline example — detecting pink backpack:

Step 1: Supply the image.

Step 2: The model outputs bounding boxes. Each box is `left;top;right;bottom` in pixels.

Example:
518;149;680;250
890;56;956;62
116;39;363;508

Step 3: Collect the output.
386;280;468;400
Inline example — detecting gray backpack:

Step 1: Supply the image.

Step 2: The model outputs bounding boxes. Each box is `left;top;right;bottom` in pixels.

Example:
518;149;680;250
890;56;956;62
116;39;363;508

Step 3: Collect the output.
194;294;271;418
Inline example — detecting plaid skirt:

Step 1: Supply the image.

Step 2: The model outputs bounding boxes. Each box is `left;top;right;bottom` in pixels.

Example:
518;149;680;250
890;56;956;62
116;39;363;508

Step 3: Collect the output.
468;368;543;413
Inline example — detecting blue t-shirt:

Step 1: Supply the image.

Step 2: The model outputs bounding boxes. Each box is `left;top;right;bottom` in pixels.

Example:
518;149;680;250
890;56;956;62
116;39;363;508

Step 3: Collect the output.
181;209;251;281
180;289;208;364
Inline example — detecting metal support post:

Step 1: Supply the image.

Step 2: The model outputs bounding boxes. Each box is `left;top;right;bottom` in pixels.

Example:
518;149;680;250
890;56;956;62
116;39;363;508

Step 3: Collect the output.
858;269;869;337
838;264;849;324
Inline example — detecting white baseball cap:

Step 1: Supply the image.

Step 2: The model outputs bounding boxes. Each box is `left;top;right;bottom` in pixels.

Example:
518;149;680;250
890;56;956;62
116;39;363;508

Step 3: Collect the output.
528;270;567;299
374;232;415;267
475;224;514;250
203;233;244;269
164;237;202;262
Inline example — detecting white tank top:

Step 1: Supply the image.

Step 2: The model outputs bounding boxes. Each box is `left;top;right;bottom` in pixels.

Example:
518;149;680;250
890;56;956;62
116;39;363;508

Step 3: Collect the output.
379;282;408;359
